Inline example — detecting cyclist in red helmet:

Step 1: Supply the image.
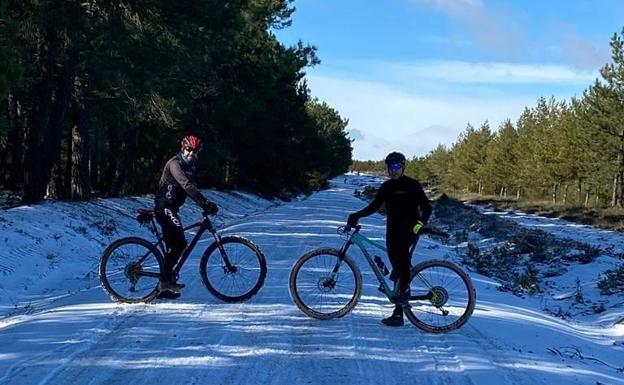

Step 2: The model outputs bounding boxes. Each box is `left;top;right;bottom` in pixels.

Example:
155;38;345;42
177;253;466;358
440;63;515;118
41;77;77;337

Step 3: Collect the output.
347;151;432;326
154;135;218;299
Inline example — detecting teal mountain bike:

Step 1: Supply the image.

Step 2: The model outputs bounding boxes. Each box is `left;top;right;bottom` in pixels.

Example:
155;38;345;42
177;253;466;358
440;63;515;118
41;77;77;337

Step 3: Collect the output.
289;225;476;333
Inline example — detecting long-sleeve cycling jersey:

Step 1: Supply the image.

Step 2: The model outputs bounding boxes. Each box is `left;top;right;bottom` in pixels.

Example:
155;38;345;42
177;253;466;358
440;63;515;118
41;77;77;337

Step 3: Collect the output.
354;175;432;233
155;154;209;210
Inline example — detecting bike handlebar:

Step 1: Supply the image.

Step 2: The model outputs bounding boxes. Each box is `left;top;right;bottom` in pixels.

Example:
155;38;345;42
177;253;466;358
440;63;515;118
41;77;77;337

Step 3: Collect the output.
202;210;219;218
341;224;449;238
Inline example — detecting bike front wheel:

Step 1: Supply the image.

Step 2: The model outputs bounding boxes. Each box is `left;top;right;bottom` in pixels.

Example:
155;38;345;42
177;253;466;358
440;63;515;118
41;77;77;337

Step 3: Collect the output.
199;236;267;303
99;237;163;303
289;248;362;320
404;260;476;333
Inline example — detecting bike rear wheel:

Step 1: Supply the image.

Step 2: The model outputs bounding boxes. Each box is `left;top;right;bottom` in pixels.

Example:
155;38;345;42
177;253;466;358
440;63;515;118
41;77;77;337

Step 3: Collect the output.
289;248;362;320
99;237;163;303
404;260;476;333
199;236;267;303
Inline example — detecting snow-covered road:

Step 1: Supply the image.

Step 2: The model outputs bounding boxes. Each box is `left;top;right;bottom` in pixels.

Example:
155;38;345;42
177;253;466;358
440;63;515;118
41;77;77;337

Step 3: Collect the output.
1;177;623;385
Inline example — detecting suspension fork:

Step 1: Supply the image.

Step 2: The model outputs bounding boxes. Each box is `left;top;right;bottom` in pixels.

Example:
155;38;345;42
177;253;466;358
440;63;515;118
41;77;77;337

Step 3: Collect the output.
210;227;236;272
327;240;352;280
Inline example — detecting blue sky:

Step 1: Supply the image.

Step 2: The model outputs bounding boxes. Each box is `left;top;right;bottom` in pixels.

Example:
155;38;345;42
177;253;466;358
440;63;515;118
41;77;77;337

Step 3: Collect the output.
274;0;624;160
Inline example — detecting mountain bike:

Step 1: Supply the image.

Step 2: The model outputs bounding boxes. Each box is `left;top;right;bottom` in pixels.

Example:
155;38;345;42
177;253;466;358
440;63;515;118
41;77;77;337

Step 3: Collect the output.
99;208;267;303
289;225;476;333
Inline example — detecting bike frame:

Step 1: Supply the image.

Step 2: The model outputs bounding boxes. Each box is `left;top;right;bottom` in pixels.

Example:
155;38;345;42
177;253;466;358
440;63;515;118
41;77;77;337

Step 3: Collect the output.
334;227;435;302
137;214;234;279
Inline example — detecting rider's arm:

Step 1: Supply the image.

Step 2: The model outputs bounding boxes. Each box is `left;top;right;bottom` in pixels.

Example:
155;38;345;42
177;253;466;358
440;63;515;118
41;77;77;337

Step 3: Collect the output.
354;184;386;218
169;159;209;205
413;180;432;224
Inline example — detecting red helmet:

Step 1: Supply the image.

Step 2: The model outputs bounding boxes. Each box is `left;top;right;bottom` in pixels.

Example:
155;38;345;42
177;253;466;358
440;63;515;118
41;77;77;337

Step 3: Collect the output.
181;135;202;152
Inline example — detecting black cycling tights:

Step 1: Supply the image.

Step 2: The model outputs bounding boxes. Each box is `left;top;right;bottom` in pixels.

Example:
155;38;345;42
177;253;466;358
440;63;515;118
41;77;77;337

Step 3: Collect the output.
155;208;187;282
386;231;416;292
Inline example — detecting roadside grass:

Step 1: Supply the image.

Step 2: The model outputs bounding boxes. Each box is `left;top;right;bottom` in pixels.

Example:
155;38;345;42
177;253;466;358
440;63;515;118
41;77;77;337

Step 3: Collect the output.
459;194;624;232
354;186;624;299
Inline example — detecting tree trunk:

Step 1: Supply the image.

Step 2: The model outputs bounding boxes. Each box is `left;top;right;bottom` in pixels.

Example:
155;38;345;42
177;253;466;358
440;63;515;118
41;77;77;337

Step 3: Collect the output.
46;163;64;199
585;188;590;207
112;127;136;195
552;182;558;205
91;124;104;193
104;123;119;196
21;44;56;204
577;179;582;205
617;130;624;207
516;188;521;200
63;123;72;198
22;25;75;204
22;66;73;204
6;92;24;190
563;184;568;205
0;142;5;188
499;186;504;197
70;100;91;200
612;173;619;207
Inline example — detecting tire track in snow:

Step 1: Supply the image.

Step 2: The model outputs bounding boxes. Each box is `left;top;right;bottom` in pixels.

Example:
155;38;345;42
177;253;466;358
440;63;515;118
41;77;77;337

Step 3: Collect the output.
0;305;139;385
459;323;549;385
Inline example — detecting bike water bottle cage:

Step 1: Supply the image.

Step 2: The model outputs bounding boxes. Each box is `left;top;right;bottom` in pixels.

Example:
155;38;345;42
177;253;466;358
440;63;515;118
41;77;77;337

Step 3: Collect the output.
374;255;389;276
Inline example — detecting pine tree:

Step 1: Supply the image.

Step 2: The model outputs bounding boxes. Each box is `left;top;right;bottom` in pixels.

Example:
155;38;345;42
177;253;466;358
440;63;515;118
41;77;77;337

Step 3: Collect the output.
583;29;624;207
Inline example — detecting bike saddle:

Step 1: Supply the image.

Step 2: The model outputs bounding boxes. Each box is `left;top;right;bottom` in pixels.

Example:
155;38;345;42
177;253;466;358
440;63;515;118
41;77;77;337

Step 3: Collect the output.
136;208;154;224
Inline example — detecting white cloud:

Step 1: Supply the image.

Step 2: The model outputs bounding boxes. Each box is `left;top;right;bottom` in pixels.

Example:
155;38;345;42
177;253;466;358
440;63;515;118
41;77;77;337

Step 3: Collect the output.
306;59;597;160
410;0;609;72
372;60;596;85
410;0;526;59
308;73;540;160
560;29;611;71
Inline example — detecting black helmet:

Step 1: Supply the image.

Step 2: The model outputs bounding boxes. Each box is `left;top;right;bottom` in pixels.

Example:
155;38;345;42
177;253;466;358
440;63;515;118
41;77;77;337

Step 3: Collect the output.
384;151;406;165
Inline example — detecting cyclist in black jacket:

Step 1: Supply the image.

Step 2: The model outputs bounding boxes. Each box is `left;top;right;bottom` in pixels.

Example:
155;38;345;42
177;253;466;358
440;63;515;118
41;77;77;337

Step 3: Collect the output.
154;135;218;299
347;151;432;326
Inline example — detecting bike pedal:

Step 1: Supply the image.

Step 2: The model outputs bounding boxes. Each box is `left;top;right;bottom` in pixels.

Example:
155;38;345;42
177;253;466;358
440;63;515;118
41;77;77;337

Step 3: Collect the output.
157;282;183;293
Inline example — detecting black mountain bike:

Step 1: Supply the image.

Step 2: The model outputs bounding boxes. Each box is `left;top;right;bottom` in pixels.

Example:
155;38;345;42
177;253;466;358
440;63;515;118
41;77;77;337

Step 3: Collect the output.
289;225;476;333
99;208;267;303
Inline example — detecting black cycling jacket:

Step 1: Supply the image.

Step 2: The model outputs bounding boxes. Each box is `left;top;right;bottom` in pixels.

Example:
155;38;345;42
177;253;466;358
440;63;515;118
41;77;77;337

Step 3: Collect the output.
354;175;432;233
155;154;209;210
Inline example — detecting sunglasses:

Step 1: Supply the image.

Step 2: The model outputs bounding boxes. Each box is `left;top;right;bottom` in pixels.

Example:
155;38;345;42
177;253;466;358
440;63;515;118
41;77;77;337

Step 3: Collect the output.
388;162;403;171
183;145;202;154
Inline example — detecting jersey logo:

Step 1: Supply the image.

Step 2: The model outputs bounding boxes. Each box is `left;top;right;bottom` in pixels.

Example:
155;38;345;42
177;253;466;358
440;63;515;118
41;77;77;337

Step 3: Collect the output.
164;208;182;227
166;184;173;200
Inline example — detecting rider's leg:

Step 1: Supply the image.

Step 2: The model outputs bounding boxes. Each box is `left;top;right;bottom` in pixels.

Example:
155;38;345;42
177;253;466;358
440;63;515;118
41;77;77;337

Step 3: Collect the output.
382;231;413;326
155;207;187;287
381;304;405;326
386;231;416;295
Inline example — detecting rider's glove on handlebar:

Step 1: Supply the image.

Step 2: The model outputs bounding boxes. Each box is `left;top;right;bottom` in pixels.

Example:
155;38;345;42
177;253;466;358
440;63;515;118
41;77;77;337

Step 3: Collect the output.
412;220;424;235
200;201;219;215
347;213;359;228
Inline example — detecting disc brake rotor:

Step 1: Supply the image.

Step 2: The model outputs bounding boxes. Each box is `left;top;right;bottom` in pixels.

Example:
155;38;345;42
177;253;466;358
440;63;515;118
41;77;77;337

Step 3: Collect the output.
317;277;336;292
429;286;449;307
